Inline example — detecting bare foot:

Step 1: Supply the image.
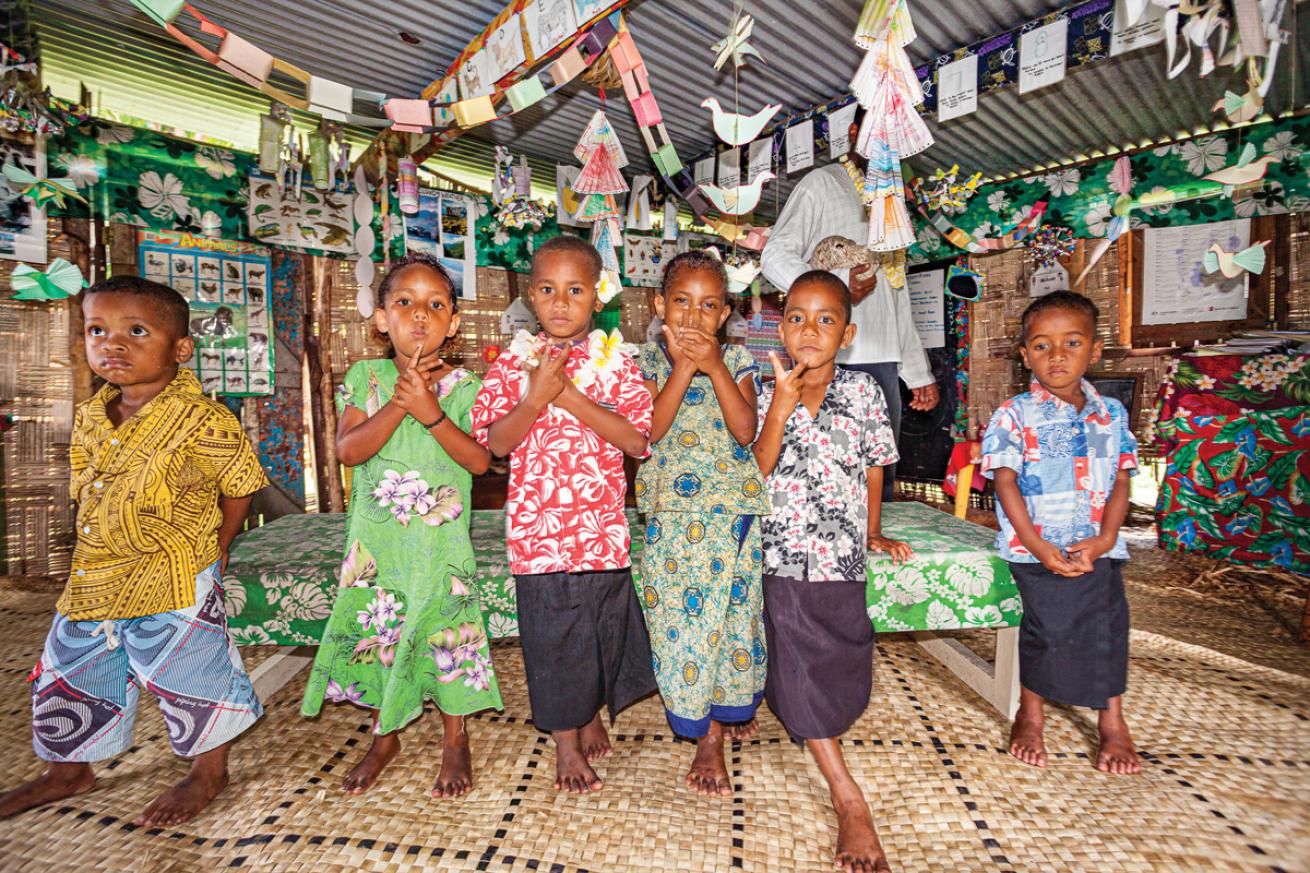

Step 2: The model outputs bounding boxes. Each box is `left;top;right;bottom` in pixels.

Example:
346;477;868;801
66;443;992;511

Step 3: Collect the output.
723;718;758;741
0;763;97;819
553;729;603;794
1096;706;1141;775
834;795;892;873
136;747;230;828
342;732;400;795
1008;696;1047;769
432;730;473;798
685;729;732;797
578;713;612;763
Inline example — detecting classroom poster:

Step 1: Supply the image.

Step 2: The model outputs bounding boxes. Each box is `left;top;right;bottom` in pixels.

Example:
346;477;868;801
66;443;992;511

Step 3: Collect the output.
0;139;47;263
907;269;946;349
524;0;578;59
246;173;352;254
404;188;479;300
486;14;527;82
139;229;274;396
623;233;674;286
1141;219;1250;325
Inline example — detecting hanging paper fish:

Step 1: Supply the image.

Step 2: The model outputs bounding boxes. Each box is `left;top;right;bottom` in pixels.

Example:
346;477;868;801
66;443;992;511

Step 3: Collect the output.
1202;240;1269;278
1202;143;1279;197
697;171;775;216
711;13;762;70
700;98;780;147
1;162;87;209
10;258;88;301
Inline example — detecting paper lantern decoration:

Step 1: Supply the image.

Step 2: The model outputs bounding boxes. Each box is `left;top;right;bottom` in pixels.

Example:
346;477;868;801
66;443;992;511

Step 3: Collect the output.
385;99;432;133
308;76;353;121
453;95;497;127
631;91;662;127
507;75;547;111
216;33;274;88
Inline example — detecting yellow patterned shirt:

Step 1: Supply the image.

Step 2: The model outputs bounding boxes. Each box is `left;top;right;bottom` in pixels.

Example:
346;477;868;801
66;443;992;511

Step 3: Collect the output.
58;369;268;620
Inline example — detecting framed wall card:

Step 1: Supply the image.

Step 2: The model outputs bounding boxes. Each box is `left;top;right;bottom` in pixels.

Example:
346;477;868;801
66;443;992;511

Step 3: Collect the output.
138;229;274;396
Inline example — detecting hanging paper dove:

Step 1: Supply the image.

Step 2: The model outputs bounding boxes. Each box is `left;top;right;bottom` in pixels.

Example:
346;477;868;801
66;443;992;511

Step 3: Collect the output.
698;171;775;216
700;98;781;147
1202;143;1279;197
2;163;87;209
1074;156;1134;286
724;260;761;295
1203;240;1269;278
10;258;88;301
711;13;762;70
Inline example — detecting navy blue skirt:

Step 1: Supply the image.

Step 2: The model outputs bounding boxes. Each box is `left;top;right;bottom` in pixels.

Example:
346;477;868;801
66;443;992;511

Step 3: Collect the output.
1010;558;1130;710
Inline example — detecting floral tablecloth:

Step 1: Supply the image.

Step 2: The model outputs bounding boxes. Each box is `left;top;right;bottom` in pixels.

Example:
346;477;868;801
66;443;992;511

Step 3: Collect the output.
866;501;1021;632
1153;351;1310;573
226;503;1018;645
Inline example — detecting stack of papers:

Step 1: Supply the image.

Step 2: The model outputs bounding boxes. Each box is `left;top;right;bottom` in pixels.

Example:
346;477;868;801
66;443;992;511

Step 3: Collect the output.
1187;331;1310;356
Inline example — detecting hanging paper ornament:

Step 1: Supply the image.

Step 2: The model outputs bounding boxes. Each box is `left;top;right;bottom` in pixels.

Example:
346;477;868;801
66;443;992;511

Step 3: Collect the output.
698;171;775;216
1027;226;1075;268
573;109;629;169
908;165;982;213
396;155;419;214
9;258;87;301
700;98;781;147
573;144;628;195
2;163;87;210
258;105;291;175
711;12;762;70
1203;240;1270;278
352;166;376;317
577;192;621;221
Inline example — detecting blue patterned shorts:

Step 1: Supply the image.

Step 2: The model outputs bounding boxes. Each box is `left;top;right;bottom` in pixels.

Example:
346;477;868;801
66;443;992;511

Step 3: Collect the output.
31;562;263;762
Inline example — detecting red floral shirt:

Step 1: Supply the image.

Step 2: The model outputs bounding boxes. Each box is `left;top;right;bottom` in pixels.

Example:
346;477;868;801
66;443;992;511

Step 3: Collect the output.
471;332;653;575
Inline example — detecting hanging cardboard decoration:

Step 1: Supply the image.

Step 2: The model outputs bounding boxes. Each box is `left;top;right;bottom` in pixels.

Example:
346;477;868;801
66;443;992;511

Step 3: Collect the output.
139;229;275;396
307;76;353;121
486;14;527;82
525;0;579;59
555;164;587;227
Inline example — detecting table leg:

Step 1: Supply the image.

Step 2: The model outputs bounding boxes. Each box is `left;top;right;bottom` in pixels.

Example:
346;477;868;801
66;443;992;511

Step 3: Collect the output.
910;627;1020;719
248;645;315;701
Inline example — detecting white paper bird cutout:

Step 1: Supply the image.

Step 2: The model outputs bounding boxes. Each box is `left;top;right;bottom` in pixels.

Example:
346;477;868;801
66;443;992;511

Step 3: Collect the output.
1202;143;1279;197
701;98;781;147
711;13;762;70
697;171;775;216
1203;240;1269;278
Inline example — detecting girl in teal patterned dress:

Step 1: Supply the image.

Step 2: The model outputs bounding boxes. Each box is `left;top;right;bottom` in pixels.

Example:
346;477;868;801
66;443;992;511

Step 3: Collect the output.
636;251;771;797
301;254;502;797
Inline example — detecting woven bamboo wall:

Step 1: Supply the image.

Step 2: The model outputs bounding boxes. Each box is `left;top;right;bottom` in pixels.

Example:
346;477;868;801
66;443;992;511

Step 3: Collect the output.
1287;214;1310;329
1;221;76;577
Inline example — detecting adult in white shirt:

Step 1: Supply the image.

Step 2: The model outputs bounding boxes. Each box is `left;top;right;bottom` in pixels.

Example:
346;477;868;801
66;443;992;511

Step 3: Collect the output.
761;119;939;499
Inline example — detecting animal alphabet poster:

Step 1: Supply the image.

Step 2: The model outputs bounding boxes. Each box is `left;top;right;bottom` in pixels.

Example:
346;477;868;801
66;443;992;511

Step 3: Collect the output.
246;172;353;254
138;229;274;396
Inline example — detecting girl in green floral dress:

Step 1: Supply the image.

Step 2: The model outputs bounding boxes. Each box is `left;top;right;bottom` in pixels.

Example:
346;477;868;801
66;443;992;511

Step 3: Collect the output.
636;251;771;797
301;254;502;797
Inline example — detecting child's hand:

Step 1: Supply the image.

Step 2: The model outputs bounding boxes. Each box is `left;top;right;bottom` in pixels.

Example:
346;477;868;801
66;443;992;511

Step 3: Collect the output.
525;343;569;409
393;343;442;423
661;324;696;373
676;325;722;374
1031;540;1087;577
868;534;913;564
1066;534;1111;570
769;352;808;413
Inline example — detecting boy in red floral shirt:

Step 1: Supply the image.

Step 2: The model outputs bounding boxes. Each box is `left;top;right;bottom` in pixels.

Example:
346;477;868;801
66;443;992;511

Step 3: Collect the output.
471;236;655;794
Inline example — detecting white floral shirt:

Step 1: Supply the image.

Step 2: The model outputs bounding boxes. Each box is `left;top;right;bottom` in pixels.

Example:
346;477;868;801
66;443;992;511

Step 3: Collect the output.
758;368;899;581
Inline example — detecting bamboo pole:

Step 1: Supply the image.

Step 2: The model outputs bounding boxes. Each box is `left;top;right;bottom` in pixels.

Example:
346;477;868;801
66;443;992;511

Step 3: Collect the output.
304;256;346;513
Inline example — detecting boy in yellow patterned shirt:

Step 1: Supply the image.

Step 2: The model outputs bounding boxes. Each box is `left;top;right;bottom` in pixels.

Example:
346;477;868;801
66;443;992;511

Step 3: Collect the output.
0;277;268;827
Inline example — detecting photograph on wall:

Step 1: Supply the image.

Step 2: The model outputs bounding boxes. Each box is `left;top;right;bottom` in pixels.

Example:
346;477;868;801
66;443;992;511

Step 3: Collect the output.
0;139;48;263
139;229;274;396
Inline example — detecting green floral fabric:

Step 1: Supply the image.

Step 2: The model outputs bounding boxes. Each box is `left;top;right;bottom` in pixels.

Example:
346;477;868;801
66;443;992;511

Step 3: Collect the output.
299;361;501;732
909;115;1310;263
866;501;1021;632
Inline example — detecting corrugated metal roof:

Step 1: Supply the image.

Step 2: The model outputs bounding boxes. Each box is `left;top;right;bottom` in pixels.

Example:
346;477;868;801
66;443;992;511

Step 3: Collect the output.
30;0;1310;220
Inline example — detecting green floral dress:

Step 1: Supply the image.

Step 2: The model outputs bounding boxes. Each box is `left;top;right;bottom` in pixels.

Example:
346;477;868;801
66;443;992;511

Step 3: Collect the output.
634;342;771;738
301;360;503;733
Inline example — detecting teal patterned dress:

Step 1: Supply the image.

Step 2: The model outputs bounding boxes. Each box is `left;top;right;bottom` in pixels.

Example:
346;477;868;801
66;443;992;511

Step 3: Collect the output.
301;360;503;734
635;342;771;738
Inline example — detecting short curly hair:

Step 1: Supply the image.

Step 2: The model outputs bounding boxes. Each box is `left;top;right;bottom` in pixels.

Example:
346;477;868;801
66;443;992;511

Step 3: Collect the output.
531;233;602;283
788;269;852;324
659;250;728;299
1020;290;1098;344
377;252;458;313
85;275;191;340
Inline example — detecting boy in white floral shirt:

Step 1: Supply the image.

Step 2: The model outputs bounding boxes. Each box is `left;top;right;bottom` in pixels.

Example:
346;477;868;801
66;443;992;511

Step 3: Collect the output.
754;270;908;873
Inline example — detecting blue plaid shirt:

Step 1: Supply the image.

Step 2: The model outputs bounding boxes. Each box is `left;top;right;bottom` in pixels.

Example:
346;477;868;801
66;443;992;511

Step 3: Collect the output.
981;379;1139;563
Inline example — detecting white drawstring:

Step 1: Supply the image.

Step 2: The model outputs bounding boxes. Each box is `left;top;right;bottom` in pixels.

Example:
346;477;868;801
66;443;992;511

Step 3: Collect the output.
91;619;121;651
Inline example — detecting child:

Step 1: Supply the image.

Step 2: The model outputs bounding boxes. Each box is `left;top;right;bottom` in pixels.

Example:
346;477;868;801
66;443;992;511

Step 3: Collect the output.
471;235;654;794
755;270;908;873
635;251;770;796
980;290;1140;776
301;253;503;797
0;277;267;826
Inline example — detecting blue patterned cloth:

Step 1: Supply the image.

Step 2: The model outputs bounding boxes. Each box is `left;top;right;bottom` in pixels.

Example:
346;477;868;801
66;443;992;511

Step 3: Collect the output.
981;379;1139;563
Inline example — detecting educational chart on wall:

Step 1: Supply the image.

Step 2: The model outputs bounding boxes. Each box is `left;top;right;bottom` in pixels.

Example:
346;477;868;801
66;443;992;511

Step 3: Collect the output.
403;188;478;300
907;269;946;349
139;229;274;396
246;173;353;255
1141;219;1250;325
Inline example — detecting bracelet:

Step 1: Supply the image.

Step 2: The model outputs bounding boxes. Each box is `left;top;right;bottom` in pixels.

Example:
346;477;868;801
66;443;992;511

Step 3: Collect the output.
421;411;447;429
